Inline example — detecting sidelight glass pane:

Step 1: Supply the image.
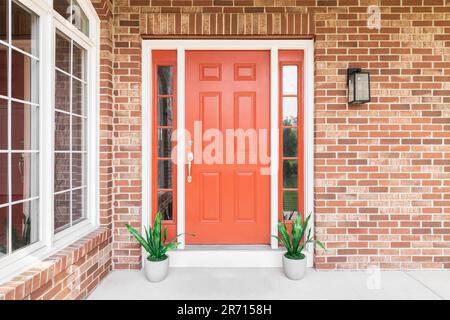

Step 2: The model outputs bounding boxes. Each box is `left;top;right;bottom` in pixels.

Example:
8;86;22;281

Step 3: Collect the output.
54;152;70;193
11;102;39;151
72;115;84;151
158;129;172;158
55;33;71;73
72;79;85;116
158;97;173;126
72;152;85;188
0;206;8;256
0;44;6;97
283;160;298;188
11;49;39;103
158;66;173;95
282;97;298;126
0;0;6;42
55;111;70;151
0;98;7;150
158;160;172;189
158;191;173;221
11;0;38;57
282;65;298;95
11;199;38;252
283;191;298;221
0;154;7;205
283;128;298;157
54;191;70;231
55;70;71;112
72;187;85;223
11;152;39;202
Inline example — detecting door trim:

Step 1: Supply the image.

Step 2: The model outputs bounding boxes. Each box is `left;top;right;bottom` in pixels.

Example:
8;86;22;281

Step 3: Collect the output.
142;40;315;266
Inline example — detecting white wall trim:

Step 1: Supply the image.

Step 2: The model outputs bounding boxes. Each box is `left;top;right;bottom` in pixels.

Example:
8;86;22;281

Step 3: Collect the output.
141;39;315;267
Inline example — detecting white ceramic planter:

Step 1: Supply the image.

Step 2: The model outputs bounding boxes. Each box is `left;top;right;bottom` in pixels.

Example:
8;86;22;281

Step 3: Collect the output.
282;254;307;280
144;255;169;282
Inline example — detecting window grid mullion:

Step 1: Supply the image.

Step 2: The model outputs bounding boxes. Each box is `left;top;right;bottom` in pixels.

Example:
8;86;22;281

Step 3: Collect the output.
7;0;12;255
69;39;73;229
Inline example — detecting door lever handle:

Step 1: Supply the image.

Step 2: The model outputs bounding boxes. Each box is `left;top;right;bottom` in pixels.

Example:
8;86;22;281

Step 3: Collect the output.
187;152;194;183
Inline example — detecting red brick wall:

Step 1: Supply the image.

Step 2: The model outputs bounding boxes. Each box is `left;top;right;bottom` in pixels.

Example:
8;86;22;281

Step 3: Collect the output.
112;0;450;270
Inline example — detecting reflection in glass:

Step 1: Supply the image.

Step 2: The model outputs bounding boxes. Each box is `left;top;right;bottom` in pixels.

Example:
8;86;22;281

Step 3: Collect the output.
55;111;70;151
54;152;70;193
72;152;85;188
158;66;173;95
158;129;172;158
11;152;39;202
54;0;89;36
283;65;298;95
55;33;71;73
73;43;85;80
54;191;70;231
11;102;39;151
11;49;39;103
0;206;7;256
282;97;298;126
158;160;172;189
158;191;173;221
0;98;7;150
283;160;298;188
55;71;71;112
283;191;298;221
11;199;38;252
0;154;7;205
0;44;6;97
72;79;85;115
11;1;38;57
72;116;84;151
72;187;85;222
283;128;298;157
54;0;71;20
158;98;173;126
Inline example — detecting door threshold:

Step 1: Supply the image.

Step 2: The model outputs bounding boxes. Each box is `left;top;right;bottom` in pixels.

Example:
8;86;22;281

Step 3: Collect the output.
184;245;272;251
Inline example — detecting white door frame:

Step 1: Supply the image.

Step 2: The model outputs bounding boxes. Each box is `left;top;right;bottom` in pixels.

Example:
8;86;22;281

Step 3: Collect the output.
141;39;315;266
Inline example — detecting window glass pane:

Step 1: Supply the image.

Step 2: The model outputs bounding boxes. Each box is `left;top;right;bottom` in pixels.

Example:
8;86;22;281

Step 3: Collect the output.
11;199;38;252
55;71;70;112
11;152;39;202
283;128;297;157
54;153;70;193
72;187;85;223
54;0;70;20
72;152;84;188
11;0;38;57
158;66;173;95
0;98;7;150
282;97;297;126
72;116;84;151
0;206;8;256
54;191;70;231
55;111;70;151
0;154;7;205
72;0;89;36
72;79;85;116
55;33;71;73
72;43;85;80
283;191;298;221
158;160;172;189
0;44;6;97
158;128;172;158
158;97;172;126
158;191;173;221
11;49;38;103
11;102;39;151
0;0;6;42
283;160;298;188
283;65;298;95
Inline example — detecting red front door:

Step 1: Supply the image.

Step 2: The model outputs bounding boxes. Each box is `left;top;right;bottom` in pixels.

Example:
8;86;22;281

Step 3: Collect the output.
185;51;271;244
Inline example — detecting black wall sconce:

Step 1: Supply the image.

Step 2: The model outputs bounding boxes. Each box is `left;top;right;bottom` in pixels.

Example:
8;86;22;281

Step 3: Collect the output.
347;68;371;104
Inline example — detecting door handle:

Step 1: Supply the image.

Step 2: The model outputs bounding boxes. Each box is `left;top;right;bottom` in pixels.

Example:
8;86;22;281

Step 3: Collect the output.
187;152;194;183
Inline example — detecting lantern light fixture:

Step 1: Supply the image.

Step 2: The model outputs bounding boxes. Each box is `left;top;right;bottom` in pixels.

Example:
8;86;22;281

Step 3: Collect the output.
347;68;371;104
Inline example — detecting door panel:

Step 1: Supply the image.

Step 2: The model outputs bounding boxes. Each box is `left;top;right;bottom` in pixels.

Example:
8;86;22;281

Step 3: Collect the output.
185;50;270;244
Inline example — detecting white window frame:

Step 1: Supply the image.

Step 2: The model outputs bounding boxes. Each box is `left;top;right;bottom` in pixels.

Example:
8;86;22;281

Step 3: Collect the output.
0;0;100;283
141;40;315;267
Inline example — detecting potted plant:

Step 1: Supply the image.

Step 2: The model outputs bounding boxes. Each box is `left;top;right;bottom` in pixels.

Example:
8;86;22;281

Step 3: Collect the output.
272;213;325;280
126;212;192;282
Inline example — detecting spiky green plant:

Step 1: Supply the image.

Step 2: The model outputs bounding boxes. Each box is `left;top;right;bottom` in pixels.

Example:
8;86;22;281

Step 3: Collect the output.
126;212;193;262
272;213;325;260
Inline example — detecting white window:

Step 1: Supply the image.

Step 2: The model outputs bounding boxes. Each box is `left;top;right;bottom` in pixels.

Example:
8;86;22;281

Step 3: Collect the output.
0;0;99;282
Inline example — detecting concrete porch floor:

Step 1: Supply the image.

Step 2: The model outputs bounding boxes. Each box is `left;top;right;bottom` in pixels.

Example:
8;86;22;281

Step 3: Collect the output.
88;268;450;300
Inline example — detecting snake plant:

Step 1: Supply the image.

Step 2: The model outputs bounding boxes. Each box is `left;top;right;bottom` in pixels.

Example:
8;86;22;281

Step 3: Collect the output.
272;213;325;260
126;212;193;262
